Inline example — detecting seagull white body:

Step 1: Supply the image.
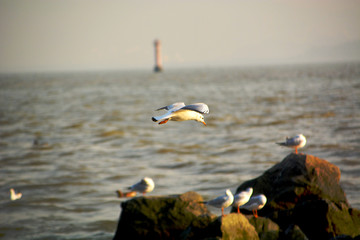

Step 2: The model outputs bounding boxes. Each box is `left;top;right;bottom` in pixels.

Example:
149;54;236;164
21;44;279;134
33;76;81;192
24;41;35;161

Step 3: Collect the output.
152;102;209;125
205;189;234;216
232;187;253;213
10;188;22;201
129;177;155;194
276;134;306;154
240;194;267;218
117;177;155;198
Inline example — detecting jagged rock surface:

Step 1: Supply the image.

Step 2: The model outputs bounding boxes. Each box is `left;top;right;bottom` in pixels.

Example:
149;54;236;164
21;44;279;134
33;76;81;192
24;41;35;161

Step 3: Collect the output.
233;154;360;239
113;154;360;240
113;191;214;239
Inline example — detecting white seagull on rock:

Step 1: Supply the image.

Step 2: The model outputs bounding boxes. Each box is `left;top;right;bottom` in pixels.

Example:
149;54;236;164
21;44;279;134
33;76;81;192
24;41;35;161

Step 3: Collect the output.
117;177;155;198
203;189;234;216
240;194;267;218
276;134;306;154
152;102;209;125
232;187;253;213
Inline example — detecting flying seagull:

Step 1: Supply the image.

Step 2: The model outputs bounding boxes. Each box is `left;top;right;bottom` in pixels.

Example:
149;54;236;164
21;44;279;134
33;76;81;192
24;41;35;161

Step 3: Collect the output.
232;187;253;214
117;177;155;198
152;102;209;125
276;134;306;154
240;194;267;218
203;189;234;216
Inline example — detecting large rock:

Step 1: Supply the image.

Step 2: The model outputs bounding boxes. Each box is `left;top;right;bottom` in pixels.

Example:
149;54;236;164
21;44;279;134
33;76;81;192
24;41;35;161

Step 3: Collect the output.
112;154;360;239
219;214;259;240
113;191;214;239
233;154;360;239
114;191;260;240
245;216;280;240
184;213;259;240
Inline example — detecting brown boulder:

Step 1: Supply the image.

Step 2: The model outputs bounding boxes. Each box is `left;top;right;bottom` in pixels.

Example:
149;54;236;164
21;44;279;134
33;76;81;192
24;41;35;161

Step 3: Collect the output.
291;199;360;239
113;191;260;240
233;154;360;239
113;191;215;239
245;216;280;240
184;213;259;240
234;154;347;212
220;214;259;240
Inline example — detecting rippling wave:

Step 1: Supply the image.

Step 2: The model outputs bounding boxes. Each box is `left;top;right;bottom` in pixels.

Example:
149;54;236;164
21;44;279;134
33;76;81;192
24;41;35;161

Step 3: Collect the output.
1;63;359;239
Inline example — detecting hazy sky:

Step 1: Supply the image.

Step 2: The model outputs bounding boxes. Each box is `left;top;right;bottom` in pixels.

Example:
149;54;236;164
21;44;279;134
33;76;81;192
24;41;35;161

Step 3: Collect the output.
1;0;360;72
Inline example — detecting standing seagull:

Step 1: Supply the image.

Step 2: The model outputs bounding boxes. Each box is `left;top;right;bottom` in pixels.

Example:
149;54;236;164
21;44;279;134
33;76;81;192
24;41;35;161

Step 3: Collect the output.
10;188;22;201
276;134;306;154
203;189;234;216
152;102;209;125
240;194;267;218
117;177;155;198
232;187;253;213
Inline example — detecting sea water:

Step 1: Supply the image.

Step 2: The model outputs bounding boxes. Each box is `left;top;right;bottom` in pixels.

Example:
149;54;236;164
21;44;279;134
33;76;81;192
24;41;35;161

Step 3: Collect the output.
0;63;359;239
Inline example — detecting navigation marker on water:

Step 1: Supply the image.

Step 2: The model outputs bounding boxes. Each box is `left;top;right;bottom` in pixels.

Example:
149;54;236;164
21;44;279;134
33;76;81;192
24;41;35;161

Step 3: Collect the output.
154;39;163;72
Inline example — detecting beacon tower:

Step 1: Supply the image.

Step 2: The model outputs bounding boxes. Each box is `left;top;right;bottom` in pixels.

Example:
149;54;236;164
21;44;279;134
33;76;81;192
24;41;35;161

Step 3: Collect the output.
154;39;163;72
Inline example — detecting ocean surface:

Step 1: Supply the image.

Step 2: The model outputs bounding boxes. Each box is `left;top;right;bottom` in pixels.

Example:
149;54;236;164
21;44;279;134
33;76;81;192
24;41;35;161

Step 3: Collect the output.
0;63;359;239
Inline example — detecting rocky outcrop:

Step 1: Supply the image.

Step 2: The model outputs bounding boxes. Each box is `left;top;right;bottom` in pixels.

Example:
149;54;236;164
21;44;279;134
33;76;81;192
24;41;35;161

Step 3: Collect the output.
113;154;360;239
184;213;260;240
113;191;260;240
233;153;360;239
113;191;214;239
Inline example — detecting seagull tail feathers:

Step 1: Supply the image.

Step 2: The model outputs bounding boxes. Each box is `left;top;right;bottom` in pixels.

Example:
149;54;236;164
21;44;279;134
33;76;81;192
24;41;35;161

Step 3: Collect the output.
116;190;124;198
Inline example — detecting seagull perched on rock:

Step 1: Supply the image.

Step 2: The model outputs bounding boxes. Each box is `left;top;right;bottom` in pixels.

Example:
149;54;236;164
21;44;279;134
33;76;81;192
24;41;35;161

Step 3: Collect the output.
10;188;22;201
152;102;209;125
240;194;267;218
117;177;155;198
232;187;253;214
203;189;234;216
276;134;306;154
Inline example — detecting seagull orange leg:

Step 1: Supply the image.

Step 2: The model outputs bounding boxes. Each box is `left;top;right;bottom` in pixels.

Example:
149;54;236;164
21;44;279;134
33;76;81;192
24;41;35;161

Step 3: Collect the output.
159;119;169;124
221;208;225;217
237;206;240;214
295;147;298;154
117;191;137;198
116;190;124;198
125;191;137;197
253;209;258;218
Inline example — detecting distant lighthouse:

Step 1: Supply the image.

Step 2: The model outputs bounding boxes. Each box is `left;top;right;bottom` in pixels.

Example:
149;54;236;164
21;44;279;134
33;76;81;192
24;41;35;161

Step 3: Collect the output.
153;39;163;72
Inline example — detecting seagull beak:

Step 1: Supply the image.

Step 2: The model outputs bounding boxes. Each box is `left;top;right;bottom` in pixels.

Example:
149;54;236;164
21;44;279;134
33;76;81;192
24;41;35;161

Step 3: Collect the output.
202;121;207;126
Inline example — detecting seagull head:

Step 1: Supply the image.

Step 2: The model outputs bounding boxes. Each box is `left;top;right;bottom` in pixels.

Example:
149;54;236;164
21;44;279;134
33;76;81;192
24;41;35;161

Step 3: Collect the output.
258;194;267;206
196;115;206;126
225;189;233;197
142;177;155;192
298;134;306;141
246;187;253;195
297;134;307;147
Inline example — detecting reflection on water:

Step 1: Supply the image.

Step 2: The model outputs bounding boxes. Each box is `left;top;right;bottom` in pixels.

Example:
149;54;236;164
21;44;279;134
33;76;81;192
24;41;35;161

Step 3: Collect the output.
0;63;359;239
